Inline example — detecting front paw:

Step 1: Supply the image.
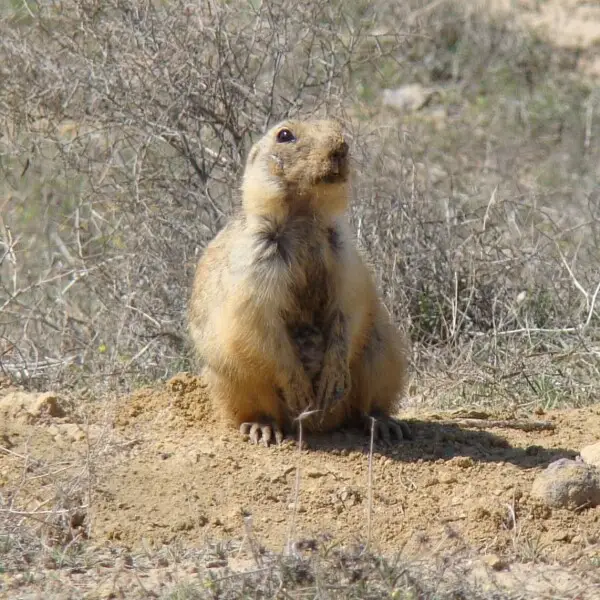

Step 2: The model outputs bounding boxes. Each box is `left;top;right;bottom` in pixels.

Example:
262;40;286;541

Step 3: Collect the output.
315;362;351;413
363;413;412;445
240;421;284;447
286;371;316;413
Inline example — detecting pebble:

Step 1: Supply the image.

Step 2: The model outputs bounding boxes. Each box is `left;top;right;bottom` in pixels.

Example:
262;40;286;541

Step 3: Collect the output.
530;458;600;509
580;441;600;468
483;554;507;571
439;472;458;484
450;456;474;469
381;84;435;113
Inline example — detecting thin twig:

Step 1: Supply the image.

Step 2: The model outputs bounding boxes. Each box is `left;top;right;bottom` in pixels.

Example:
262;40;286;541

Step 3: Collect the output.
444;418;555;432
365;416;375;554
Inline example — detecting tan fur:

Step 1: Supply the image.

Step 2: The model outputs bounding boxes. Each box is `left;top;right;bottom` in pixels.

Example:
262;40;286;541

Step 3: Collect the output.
188;119;409;441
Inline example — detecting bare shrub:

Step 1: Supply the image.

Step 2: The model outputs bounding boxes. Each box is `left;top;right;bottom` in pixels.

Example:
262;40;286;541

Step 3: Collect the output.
0;0;399;389
0;0;598;407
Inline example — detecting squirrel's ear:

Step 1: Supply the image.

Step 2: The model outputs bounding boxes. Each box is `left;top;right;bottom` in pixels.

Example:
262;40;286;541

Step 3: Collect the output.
246;143;260;166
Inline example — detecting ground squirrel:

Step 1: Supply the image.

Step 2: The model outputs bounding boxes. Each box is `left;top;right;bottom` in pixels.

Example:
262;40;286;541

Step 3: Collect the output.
188;119;411;446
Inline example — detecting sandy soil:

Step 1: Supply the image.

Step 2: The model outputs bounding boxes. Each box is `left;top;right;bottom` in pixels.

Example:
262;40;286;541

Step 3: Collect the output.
92;374;600;559
489;0;600;77
2;373;599;598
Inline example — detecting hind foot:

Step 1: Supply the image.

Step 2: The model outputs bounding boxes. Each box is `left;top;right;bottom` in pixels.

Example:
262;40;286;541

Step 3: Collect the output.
363;412;412;445
240;420;284;447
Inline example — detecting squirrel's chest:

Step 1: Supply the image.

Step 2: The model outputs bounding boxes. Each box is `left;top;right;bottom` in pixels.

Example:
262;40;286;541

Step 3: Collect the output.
292;257;330;316
286;226;340;319
252;216;340;315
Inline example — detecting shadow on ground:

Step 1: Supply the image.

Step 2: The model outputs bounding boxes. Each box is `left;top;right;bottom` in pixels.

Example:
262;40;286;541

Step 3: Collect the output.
302;419;578;469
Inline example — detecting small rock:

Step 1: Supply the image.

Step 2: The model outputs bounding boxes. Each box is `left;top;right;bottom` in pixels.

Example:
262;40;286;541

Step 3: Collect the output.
439;472;458;484
483;554;507;571
552;530;572;542
381;84;435;113
29;393;66;419
306;469;328;478
450;456;474;469
530;458;600;509
580;441;600;468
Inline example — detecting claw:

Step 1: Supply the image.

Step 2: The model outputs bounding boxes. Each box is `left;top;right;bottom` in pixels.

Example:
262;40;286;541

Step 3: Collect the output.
377;420;391;445
364;414;412;445
391;418;412;441
239;421;284;447
250;423;262;444
274;427;284;445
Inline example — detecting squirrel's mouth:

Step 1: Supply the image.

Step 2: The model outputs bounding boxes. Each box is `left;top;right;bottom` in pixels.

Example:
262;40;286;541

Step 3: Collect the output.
319;155;348;184
320;172;347;184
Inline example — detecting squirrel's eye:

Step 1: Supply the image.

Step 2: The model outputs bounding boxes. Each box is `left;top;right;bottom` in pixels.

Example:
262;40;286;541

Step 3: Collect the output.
276;128;296;143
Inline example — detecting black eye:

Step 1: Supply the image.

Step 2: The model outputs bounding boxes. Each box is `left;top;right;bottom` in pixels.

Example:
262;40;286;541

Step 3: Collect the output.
276;128;296;143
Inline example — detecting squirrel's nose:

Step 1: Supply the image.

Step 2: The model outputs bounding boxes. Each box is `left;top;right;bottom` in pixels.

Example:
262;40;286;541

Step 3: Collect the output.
331;140;349;160
329;141;349;174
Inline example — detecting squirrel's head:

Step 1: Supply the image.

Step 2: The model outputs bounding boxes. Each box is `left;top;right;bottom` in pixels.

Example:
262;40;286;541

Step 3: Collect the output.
242;119;350;221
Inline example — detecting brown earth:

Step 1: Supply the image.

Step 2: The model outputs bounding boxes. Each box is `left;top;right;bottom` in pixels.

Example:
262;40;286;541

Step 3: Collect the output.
2;374;599;586
489;0;600;78
90;373;600;563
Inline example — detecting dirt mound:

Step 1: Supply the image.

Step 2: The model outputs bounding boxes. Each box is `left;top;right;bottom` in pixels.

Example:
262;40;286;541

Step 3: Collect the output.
2;374;599;597
92;375;600;565
114;372;214;430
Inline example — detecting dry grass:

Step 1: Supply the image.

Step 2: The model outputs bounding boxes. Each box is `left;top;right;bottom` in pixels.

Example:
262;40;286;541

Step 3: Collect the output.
0;533;524;599
1;0;600;597
0;0;597;407
0;434;551;600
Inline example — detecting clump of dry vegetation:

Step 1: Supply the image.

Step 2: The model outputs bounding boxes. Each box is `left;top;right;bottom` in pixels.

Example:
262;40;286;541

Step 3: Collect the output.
1;3;600;595
1;0;394;390
1;0;598;409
